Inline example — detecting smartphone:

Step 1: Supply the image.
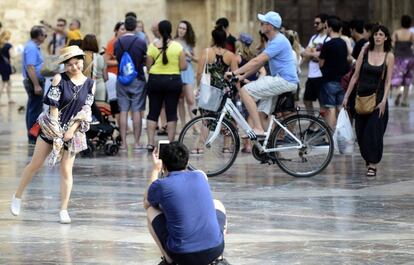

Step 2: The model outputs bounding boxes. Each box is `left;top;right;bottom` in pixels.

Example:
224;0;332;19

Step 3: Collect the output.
158;140;170;160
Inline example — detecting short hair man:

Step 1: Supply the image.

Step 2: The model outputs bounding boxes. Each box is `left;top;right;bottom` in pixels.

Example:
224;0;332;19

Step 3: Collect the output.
215;17;237;53
319;16;350;129
47;18;67;55
349;19;367;60
114;16;147;150
301;13;329;116
227;11;299;137
23;25;48;144
144;142;229;265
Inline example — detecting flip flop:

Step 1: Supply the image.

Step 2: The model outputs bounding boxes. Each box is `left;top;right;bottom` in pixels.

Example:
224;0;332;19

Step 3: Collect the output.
147;144;155;153
241;147;251;153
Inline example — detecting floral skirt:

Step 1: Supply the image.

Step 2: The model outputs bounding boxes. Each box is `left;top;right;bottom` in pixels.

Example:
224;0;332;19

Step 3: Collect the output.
391;57;414;87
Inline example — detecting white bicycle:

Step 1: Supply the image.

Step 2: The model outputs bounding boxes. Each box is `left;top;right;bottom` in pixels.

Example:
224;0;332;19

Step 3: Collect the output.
179;78;334;178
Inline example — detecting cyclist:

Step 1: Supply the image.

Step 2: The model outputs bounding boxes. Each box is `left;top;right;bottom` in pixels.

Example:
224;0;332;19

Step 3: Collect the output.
226;11;299;137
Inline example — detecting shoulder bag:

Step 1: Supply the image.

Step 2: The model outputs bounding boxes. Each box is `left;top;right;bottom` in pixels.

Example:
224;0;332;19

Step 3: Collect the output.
355;52;387;115
196;49;224;112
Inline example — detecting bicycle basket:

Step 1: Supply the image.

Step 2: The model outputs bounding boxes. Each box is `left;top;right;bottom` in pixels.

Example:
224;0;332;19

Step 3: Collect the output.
197;83;224;112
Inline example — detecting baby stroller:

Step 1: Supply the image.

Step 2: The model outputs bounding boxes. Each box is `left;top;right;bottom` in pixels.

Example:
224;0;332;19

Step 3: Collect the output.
80;101;120;157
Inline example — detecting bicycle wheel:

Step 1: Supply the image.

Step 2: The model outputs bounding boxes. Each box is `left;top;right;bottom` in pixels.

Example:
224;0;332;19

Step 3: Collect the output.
178;115;240;177
269;114;334;177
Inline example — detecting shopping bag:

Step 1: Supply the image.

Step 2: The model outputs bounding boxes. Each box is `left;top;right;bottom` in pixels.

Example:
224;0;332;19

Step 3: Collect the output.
333;108;355;154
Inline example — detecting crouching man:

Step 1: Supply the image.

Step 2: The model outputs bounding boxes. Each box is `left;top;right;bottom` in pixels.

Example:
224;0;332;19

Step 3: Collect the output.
144;142;230;265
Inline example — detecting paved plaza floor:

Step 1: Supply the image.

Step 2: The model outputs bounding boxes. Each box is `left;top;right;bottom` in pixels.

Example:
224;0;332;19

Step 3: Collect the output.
0;85;414;264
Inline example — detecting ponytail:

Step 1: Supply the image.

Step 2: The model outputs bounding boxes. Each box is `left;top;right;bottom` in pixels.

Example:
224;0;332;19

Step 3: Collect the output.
161;31;169;64
158;20;172;65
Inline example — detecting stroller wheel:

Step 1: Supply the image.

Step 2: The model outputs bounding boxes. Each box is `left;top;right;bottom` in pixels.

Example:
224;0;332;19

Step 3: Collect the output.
81;144;94;158
115;136;122;146
105;143;119;156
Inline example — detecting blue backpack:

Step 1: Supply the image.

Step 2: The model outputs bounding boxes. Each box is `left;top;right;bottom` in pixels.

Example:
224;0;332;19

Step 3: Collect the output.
117;37;138;85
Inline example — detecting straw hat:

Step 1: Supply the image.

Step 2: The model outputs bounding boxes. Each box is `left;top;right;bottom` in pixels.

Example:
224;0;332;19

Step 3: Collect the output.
56;45;85;64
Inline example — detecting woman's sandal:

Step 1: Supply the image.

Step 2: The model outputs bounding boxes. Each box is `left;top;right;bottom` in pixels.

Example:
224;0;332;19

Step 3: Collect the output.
222;147;233;153
190;148;204;154
147;144;155;153
366;167;377;177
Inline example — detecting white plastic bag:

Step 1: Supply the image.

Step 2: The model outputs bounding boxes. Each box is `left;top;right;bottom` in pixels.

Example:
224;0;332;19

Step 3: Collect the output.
333;109;355;154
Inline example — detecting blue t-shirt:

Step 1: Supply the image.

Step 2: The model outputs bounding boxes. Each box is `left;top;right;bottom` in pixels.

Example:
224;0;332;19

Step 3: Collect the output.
263;33;299;84
148;170;223;254
22;40;44;79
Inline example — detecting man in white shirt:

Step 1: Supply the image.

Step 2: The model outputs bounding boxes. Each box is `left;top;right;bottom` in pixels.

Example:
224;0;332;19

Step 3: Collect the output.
301;14;330;114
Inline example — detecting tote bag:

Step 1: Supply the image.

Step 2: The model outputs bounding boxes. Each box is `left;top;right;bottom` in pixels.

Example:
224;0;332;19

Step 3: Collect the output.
196;49;224;112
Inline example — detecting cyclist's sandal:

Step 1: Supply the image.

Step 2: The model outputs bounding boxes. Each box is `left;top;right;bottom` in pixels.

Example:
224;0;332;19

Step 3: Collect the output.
366;167;377;177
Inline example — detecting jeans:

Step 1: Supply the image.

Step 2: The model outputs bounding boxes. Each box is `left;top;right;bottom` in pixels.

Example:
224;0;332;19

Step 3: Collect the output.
23;78;45;143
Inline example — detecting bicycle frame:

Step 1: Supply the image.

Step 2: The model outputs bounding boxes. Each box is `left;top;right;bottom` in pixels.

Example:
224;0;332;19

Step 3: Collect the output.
204;98;304;152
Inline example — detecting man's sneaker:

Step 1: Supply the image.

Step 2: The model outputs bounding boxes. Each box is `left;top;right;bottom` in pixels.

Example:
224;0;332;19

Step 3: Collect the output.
157;257;176;265
10;194;21;216
59;210;71;224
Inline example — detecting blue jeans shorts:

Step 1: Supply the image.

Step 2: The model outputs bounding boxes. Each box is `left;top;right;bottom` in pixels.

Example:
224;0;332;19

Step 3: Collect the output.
320;81;344;108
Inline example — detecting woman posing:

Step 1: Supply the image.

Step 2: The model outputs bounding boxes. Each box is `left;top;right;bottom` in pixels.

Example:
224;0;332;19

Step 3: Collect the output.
10;46;95;223
342;25;394;177
145;20;187;151
175;20;197;127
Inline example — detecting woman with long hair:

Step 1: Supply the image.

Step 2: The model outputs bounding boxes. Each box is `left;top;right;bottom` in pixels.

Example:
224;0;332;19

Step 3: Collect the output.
10;46;96;223
145;20;187;151
175;20;197;127
343;25;394;177
0;30;15;105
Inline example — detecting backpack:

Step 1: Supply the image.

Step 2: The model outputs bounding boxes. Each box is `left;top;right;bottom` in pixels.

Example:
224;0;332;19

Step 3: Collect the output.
117;37;138;85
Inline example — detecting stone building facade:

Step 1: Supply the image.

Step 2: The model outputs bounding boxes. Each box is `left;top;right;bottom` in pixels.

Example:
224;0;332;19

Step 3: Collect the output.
1;0;413;69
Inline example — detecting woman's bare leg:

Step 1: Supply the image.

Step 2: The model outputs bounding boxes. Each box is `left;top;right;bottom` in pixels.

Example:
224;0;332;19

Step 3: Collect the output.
15;138;52;198
59;150;76;210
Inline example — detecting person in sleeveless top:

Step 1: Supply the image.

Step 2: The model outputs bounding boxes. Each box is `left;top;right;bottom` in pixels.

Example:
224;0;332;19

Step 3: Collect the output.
192;26;238;154
391;15;414;107
10;46;96;224
175;20;197;128
343;25;394;177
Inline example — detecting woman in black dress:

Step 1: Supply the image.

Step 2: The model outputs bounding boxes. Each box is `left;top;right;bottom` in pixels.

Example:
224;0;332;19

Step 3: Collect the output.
343;25;395;177
0;30;15;104
10;46;95;223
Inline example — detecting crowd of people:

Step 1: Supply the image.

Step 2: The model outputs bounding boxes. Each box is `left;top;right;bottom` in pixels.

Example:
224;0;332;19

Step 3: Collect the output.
2;10;414;265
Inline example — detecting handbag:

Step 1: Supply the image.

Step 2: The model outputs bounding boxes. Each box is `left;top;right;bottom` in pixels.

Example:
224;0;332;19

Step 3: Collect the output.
355;52;387;115
196;49;224;112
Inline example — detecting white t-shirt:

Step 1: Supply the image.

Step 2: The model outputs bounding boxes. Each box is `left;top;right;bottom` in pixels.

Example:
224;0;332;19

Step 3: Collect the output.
306;33;330;78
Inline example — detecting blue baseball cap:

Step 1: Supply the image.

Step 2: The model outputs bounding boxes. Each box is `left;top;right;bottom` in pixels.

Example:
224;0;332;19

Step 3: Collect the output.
257;11;282;29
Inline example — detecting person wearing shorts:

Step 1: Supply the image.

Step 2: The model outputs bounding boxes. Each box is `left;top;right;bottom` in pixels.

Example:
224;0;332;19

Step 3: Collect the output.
144;142;229;265
228;11;299;137
114;16;147;150
319;17;350;130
